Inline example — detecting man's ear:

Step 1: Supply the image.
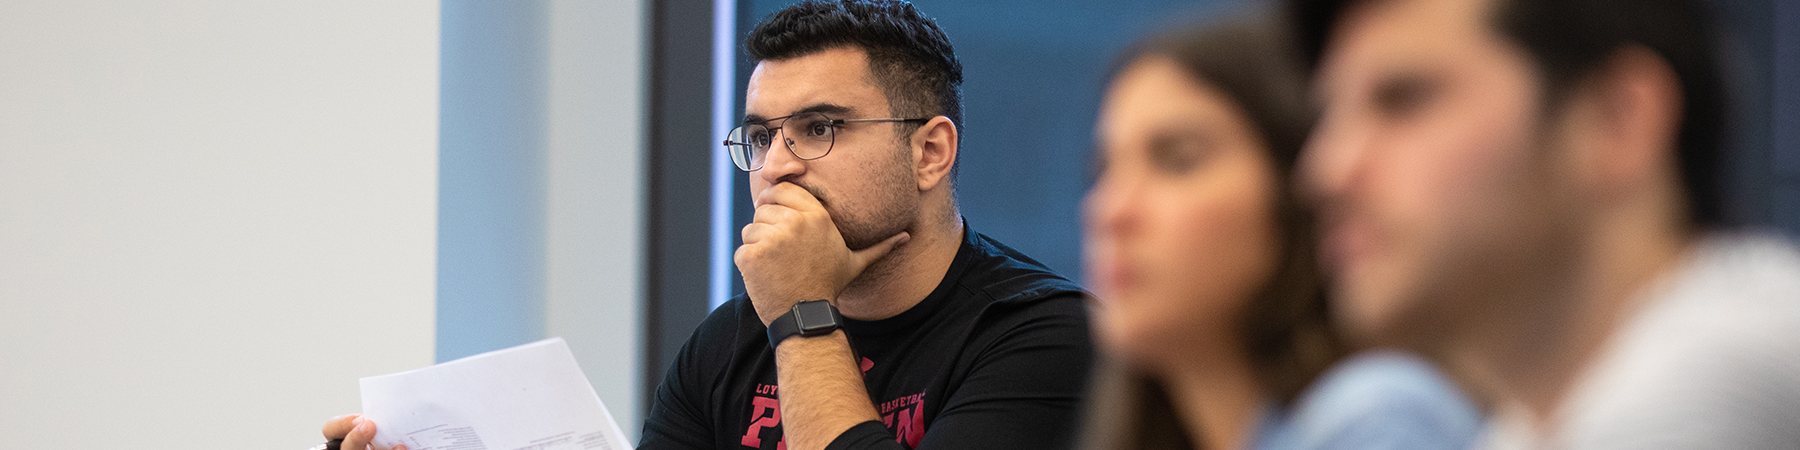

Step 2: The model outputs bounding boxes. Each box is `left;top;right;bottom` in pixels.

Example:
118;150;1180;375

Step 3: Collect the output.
912;116;959;191
1569;45;1683;199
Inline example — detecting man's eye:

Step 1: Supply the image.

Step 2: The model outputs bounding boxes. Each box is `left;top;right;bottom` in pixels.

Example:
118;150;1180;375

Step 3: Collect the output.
806;121;833;137
1372;74;1437;118
751;131;773;147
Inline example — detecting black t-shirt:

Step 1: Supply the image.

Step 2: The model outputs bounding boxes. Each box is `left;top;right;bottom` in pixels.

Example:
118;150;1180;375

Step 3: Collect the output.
639;227;1094;450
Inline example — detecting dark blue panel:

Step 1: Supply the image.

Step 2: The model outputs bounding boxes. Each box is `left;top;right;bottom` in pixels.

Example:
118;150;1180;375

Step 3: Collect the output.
1708;0;1778;227
1776;0;1799;237
1778;0;1799;177
1777;184;1800;238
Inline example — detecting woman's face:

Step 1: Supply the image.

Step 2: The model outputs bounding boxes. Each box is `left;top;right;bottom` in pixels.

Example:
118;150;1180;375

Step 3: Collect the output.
1086;56;1285;367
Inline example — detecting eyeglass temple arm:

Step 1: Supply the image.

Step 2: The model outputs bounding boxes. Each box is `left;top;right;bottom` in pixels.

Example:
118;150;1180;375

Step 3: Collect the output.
836;117;933;124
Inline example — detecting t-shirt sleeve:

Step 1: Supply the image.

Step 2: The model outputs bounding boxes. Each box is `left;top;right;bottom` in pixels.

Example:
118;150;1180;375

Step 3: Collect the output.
823;421;909;450
913;293;1094;450
637;349;712;450
638;301;742;450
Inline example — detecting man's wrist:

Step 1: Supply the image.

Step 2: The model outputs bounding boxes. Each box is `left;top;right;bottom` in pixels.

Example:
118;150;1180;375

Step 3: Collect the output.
754;292;833;325
767;299;845;349
770;329;874;450
772;329;850;360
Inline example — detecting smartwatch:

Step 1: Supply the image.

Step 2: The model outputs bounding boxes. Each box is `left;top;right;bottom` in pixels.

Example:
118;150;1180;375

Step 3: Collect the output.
767;300;845;349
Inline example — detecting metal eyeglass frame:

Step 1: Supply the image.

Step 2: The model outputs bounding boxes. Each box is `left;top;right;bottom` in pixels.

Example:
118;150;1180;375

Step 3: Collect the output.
723;111;931;172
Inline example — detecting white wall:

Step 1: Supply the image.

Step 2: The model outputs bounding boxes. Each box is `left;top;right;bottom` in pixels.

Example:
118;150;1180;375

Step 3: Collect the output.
0;1;440;449
545;0;649;442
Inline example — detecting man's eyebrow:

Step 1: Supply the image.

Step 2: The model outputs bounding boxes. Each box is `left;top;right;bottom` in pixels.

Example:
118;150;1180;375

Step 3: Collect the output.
794;103;853;117
742;103;856;125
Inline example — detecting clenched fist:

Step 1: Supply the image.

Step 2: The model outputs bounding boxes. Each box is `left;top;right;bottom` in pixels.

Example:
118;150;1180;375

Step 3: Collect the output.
735;182;910;325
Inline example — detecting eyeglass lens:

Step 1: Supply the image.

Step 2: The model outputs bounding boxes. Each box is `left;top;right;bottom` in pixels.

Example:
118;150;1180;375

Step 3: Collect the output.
726;111;836;171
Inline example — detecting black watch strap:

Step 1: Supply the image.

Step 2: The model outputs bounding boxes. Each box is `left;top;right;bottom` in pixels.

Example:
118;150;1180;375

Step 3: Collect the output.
767;300;844;349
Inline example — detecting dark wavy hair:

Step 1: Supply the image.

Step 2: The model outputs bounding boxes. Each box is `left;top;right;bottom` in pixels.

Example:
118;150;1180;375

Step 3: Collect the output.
746;0;965;149
1081;10;1345;450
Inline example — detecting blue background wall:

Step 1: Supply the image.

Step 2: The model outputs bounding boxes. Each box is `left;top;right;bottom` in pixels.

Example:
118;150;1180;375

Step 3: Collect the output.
933;0;1237;281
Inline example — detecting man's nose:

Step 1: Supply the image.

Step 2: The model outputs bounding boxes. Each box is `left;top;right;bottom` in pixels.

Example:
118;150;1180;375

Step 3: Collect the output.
1299;114;1368;205
757;130;806;184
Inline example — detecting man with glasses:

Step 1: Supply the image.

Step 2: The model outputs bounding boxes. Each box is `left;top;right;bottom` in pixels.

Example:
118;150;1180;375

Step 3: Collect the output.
1290;0;1800;448
323;1;1092;449
640;1;1093;449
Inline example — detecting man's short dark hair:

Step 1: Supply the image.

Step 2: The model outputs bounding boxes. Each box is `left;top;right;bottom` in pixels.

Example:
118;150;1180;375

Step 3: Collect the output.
1288;0;1735;227
746;0;965;144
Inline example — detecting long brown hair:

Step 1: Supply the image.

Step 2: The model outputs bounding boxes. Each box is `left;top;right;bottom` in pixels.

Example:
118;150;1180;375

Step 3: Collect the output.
1080;10;1344;450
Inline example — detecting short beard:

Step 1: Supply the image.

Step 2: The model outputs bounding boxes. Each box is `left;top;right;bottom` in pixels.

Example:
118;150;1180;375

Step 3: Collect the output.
804;144;917;250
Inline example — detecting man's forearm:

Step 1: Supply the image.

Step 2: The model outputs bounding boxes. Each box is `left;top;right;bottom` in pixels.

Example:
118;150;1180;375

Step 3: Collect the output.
774;330;880;450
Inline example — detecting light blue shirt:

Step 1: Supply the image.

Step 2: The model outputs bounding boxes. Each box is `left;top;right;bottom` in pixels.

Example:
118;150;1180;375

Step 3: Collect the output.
1254;350;1482;450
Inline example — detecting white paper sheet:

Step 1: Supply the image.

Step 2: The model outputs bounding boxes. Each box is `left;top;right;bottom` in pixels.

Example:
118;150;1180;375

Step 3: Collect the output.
360;338;633;450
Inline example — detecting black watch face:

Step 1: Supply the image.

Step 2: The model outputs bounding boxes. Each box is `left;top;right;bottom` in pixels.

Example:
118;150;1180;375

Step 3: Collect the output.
794;301;838;334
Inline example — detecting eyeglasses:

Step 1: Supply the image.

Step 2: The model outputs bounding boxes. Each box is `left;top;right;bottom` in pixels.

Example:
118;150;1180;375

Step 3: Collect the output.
723;111;930;171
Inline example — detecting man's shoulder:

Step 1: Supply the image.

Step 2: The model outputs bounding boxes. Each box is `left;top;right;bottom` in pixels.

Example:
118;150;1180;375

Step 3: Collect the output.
1682;230;1800;297
678;295;762;361
958;230;1088;307
697;294;758;337
939;230;1092;346
1552;230;1800;448
1635;230;1800;349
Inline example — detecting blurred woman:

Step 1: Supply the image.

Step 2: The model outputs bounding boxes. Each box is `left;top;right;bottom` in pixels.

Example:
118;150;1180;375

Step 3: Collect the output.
1080;12;1480;450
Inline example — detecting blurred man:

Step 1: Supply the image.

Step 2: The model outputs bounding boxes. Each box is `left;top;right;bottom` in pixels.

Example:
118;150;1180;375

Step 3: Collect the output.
1291;0;1800;448
324;1;1090;450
